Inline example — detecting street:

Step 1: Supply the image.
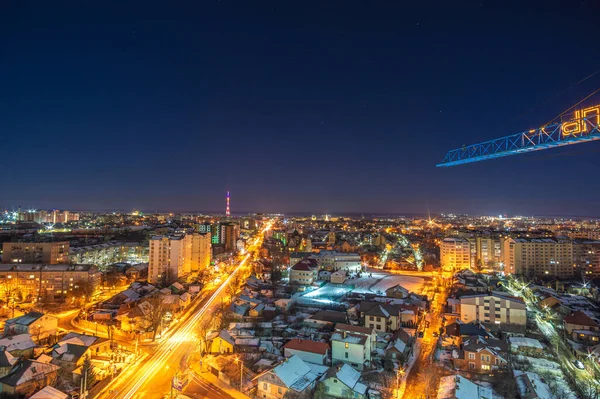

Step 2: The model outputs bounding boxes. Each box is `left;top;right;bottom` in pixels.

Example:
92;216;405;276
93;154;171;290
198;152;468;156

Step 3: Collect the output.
94;223;270;399
401;275;449;399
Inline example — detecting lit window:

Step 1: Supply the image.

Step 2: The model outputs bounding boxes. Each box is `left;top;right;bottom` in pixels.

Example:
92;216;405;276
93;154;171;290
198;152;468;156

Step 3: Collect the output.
345;342;349;348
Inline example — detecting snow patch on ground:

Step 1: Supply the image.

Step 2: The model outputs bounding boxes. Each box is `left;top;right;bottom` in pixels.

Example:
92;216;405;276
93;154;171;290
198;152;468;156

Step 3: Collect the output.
350;272;425;295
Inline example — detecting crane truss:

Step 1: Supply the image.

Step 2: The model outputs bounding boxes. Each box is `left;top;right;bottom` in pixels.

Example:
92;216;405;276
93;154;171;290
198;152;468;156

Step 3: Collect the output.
437;104;600;167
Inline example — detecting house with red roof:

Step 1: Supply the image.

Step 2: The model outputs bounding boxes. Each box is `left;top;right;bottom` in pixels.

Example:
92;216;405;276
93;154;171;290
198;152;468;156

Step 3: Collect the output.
564;310;600;345
289;258;319;285
283;339;329;365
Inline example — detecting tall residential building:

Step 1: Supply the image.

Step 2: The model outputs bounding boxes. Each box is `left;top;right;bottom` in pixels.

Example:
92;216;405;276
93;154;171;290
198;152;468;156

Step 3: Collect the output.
468;237;502;270
2;242;69;264
198;222;220;244
190;232;211;272
574;240;600;277
220;222;240;252
440;237;471;271
148;233;211;284
0;264;101;302
501;238;574;278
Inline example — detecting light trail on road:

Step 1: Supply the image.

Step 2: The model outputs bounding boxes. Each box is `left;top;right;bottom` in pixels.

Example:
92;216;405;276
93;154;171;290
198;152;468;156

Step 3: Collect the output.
99;222;271;399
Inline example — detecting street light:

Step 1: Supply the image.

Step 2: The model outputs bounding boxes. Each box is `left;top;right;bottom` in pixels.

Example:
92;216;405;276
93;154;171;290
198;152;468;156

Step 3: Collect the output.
235;356;243;392
395;368;405;398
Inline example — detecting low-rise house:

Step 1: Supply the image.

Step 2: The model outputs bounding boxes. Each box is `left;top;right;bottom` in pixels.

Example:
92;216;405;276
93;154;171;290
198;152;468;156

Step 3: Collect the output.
508;337;544;355
0;335;36;359
208;330;235;354
4;312;58;343
116;299;156;333
234;338;260;353
30;386;69;399
453;336;508;373
51;333;110;372
330;270;346;284
384;328;413;366
564;310;600;344
305;310;348;329
514;370;554;399
249;303;266;317
359;301;403;332
0;349;17;378
437;374;493;399
254;355;328;399
331;330;370;371
289;258;319;286
386;284;410;299
0;359;60;397
317;363;368;399
445;321;494;340
334;324;376;354
283;339;329;365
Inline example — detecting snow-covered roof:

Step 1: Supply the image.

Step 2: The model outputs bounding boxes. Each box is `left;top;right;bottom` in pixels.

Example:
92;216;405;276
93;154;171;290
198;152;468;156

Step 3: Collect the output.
270;355;328;392
0;334;36;352
509;336;544;350
336;364;367;394
437;375;493;399
30;385;69;399
514;370;555;399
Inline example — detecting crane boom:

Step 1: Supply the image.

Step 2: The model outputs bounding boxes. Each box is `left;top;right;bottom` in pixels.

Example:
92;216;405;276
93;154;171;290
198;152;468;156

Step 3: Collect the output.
437;104;600;167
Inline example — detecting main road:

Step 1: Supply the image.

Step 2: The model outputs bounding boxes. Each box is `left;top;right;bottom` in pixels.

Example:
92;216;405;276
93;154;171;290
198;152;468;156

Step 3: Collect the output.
95;222;271;399
401;275;449;399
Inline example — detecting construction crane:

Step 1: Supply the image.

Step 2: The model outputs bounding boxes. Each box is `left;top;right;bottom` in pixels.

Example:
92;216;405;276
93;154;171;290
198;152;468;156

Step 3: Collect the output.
437;103;600;167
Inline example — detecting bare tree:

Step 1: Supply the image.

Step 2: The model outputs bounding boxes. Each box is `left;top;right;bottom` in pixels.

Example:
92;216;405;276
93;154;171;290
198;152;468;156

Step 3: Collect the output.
227;273;244;300
142;296;164;341
196;317;213;356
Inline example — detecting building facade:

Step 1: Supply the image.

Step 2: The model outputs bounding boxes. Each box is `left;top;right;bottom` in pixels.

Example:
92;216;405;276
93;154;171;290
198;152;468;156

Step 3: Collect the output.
441;238;471;271
148;233;211;284
502;237;574;278
0;264;100;302
2;242;69;264
460;294;526;327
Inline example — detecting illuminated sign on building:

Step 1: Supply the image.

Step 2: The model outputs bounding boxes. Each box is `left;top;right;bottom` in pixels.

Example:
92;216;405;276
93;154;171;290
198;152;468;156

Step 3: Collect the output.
562;104;600;136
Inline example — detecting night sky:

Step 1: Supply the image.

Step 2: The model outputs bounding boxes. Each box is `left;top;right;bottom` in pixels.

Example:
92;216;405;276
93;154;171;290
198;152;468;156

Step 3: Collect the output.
2;1;599;216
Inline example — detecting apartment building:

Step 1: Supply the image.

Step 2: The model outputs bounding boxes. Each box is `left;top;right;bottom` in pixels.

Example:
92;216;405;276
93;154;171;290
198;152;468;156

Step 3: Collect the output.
0;264;100;302
148;233;211;284
468;236;502;270
2;242;69;264
460;293;526;328
502;237;574;278
573;240;600;277
441;237;471;271
220;223;240;252
69;241;148;268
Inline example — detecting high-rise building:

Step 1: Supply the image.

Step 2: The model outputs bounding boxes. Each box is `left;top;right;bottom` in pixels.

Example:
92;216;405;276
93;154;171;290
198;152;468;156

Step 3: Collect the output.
2;242;69;264
573;240;600;277
468;237;502;270
502;238;574;278
148;233;211;284
220;222;240;252
440;237;471;271
190;232;211;272
198;222;220;244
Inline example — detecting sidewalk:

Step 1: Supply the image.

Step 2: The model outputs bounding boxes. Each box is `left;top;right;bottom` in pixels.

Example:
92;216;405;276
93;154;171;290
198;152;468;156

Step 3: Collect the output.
189;363;252;399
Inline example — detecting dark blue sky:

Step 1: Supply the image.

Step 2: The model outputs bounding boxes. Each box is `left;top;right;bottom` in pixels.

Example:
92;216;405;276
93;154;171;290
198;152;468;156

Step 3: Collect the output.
1;1;599;216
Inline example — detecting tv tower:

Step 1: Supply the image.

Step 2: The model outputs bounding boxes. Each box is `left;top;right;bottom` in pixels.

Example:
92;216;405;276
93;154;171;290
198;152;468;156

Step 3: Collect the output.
226;191;231;217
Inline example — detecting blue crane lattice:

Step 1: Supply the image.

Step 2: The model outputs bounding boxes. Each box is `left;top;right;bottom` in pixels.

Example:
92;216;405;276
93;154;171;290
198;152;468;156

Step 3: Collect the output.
437;105;600;167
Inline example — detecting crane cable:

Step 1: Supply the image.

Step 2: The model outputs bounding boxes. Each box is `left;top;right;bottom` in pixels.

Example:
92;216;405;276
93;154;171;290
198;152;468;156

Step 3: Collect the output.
513;67;600;123
543;85;600;127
